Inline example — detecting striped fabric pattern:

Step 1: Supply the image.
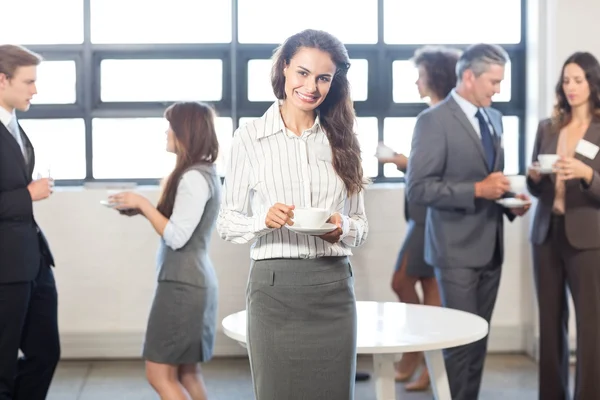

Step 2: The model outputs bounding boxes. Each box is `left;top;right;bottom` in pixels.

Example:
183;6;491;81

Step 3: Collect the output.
217;101;368;260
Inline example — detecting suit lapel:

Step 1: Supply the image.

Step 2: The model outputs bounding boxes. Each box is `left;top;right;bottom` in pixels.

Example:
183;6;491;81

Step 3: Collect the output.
19;124;35;178
0;123;29;180
446;97;488;169
542;124;560;184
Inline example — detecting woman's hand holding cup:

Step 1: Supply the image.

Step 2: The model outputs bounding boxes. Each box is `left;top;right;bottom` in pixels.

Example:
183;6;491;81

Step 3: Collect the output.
265;203;295;229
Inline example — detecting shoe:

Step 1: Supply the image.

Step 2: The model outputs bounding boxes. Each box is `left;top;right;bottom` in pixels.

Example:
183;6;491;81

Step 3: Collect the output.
355;372;370;381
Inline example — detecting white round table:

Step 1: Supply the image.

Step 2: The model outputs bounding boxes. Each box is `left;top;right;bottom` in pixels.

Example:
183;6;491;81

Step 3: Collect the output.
222;301;489;400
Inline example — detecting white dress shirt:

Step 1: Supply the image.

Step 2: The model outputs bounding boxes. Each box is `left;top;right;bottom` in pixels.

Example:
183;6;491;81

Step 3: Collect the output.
450;89;496;137
217;101;368;260
162;170;210;250
0;106;25;154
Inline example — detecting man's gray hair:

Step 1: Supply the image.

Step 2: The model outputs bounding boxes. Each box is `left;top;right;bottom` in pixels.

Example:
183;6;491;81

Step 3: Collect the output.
455;43;510;81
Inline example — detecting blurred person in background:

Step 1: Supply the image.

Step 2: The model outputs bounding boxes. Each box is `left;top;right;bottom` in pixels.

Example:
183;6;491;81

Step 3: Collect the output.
527;51;600;400
110;101;221;400
0;44;58;400
406;43;530;400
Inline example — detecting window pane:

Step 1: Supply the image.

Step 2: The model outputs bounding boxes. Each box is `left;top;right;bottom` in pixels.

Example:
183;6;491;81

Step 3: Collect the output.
393;60;512;103
19;119;86;180
503;116;520;175
91;0;231;43
100;60;223;102
356;117;378;178
92;117;233;179
382;116;520;177
493;62;512;102
248;59;368;102
215;119;234;177
384;0;521;44
392;61;422;104
31;61;77;105
0;0;83;44
383;118;416;177
238;0;377;44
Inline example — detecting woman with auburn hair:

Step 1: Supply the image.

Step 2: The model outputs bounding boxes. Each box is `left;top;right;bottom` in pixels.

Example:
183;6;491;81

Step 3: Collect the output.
217;29;368;399
527;51;600;400
378;45;461;391
110;101;221;400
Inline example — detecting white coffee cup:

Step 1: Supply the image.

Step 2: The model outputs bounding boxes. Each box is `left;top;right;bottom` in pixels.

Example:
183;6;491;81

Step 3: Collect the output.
292;207;330;228
538;154;559;170
506;175;523;192
375;143;395;159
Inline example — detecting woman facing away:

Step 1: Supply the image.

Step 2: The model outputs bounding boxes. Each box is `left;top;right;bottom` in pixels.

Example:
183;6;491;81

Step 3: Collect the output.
217;29;368;399
109;101;221;400
378;46;461;391
527;51;600;400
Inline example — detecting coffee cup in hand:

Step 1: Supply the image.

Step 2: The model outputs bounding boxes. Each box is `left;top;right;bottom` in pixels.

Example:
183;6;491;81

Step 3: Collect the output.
538;154;559;171
292;207;330;228
375;143;395;159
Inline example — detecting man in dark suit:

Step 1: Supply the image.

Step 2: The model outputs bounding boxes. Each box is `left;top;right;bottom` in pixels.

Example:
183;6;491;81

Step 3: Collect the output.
406;44;530;399
0;45;60;400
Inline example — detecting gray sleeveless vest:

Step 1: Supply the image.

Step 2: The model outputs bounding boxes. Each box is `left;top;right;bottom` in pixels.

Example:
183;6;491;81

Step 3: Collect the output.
155;164;221;288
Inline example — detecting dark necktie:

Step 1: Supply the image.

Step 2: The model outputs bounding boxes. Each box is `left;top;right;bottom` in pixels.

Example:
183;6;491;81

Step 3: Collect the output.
475;109;495;170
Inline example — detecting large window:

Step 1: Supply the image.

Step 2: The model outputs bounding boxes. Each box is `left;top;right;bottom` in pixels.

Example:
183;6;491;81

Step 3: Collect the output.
90;0;232;44
21;0;526;184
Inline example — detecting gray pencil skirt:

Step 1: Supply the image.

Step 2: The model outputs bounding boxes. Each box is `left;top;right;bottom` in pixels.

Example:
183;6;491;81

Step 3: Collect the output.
246;256;357;400
143;281;218;365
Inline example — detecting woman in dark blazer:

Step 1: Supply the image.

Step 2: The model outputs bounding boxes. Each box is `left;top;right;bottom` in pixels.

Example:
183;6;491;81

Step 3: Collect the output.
527;51;600;400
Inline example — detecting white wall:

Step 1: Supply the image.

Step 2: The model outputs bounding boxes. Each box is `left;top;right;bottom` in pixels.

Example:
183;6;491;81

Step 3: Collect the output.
32;0;597;359
39;180;530;359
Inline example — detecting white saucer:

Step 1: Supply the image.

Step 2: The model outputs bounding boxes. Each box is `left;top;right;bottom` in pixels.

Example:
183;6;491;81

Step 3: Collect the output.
531;165;554;174
100;200;116;208
287;223;338;235
496;198;531;208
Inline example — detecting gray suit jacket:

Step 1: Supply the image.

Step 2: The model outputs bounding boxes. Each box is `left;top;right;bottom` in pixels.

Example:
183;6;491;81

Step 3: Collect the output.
528;118;600;248
406;95;514;268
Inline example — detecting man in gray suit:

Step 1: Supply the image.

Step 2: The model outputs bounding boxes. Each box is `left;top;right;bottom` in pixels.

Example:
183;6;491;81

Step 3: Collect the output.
406;43;530;400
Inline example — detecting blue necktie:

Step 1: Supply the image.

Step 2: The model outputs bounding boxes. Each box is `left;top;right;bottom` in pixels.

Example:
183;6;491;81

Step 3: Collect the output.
475;109;495;170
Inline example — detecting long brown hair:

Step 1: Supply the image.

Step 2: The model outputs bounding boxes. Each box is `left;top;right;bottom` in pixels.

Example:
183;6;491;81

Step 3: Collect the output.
157;101;219;217
552;51;600;131
271;29;364;195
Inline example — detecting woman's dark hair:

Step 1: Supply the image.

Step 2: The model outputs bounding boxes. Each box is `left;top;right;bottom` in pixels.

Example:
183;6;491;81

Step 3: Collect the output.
552;51;600;130
412;46;462;100
271;29;364;195
157;101;219;217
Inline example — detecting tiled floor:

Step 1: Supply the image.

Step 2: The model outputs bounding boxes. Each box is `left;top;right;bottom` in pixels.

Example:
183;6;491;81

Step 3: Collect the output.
47;353;554;399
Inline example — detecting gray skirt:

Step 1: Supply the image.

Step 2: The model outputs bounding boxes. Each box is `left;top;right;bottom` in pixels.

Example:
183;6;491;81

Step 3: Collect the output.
246;256;357;400
143;281;218;365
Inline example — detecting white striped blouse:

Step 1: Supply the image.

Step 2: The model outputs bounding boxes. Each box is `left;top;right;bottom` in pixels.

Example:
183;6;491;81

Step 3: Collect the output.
217;101;368;260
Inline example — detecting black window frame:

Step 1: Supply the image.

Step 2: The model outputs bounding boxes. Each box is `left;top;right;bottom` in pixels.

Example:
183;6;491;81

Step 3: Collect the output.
18;0;526;186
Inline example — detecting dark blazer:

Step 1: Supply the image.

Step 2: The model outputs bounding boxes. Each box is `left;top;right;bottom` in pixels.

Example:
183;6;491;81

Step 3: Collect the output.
528;118;600;249
0;122;54;283
406;95;515;269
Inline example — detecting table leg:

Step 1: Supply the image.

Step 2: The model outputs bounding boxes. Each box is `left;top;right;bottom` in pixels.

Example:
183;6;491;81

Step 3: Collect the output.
372;354;396;400
424;350;451;400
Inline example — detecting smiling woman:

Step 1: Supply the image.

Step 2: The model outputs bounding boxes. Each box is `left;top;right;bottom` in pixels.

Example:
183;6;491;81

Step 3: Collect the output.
217;29;368;400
